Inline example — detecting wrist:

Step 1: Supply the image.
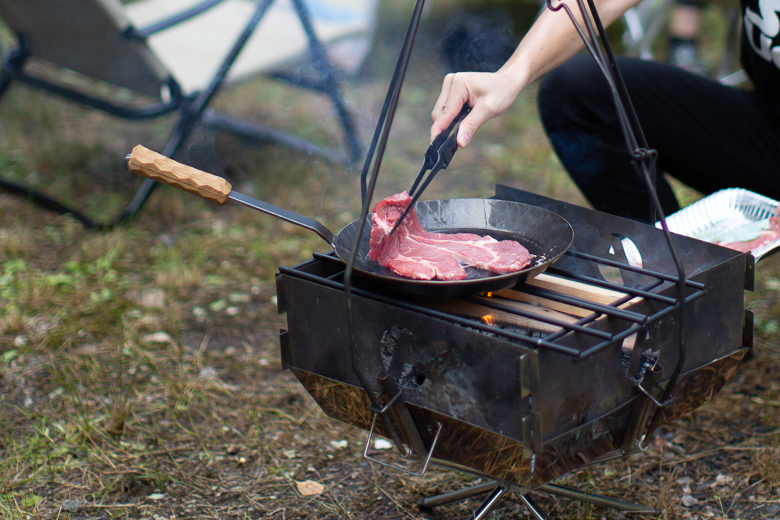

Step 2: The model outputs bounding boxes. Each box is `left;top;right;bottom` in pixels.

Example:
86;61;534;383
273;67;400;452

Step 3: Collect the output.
495;64;528;100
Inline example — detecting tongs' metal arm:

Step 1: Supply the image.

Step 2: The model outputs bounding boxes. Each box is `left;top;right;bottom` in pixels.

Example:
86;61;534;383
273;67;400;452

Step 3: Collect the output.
388;104;471;238
408;104;471;196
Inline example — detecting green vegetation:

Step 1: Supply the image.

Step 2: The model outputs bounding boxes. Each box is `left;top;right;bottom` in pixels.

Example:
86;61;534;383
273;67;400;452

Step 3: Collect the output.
1;1;779;518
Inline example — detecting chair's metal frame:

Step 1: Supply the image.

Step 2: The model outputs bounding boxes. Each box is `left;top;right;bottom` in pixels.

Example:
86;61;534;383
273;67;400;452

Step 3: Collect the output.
621;0;747;85
0;0;362;228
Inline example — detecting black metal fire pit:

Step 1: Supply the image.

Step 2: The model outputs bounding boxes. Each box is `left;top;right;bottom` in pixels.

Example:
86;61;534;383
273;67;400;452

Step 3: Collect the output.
276;185;752;517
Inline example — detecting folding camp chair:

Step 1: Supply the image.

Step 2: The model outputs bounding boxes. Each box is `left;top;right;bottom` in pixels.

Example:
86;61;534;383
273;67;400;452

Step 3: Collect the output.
620;0;746;85
0;0;372;228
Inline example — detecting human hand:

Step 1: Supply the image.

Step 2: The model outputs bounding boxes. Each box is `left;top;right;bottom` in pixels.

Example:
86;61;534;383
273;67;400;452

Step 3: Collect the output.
430;70;521;148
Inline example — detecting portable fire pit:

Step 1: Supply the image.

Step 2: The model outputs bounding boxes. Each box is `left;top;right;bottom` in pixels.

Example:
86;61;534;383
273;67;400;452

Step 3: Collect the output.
275;184;752;517
269;0;753;514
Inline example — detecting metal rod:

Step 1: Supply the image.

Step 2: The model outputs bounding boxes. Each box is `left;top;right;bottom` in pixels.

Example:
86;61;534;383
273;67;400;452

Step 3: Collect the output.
465;296;616;339
284;253;704;360
518;494;552;520
547;0;691;438
342;0;428;458
562;251;704;289
470;485;508;520
538;483;658;513
418;482;498;510
548;267;698;305
518;286;647;322
128;0;226;37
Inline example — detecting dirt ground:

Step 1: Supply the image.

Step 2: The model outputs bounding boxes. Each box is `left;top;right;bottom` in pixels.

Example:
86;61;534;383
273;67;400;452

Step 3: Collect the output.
1;1;779;519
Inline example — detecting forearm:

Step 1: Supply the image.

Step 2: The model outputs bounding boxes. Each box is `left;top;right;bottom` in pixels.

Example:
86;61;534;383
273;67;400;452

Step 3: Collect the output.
500;0;641;92
431;0;640;145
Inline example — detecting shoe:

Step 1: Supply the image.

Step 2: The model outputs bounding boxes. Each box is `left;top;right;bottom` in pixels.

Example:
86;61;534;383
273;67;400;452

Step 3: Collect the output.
668;43;709;77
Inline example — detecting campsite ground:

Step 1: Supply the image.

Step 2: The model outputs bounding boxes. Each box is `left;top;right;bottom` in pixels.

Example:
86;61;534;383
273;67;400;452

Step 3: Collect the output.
1;1;779;518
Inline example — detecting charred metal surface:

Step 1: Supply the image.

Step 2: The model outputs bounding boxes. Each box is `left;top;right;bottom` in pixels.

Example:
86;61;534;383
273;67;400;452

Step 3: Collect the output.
291;347;745;487
279;329;290;370
653;347;748;423
744;310;754;350
495;185;753;288
522;412;543;458
275;185;752;489
280;275;535;439
519;352;539;399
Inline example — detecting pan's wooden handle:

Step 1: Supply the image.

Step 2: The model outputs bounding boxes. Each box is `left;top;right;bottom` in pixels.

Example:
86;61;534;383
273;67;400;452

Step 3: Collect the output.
126;145;232;205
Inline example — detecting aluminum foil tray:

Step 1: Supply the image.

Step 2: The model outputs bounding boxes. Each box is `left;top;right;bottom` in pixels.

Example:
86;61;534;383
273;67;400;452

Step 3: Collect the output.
657;188;780;261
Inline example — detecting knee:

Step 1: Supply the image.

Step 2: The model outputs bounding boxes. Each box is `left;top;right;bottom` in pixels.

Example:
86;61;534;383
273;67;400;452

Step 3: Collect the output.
537;56;611;184
537;55;607;131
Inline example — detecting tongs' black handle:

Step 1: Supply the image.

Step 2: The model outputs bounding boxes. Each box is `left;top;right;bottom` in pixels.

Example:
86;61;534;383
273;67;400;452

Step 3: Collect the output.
409;104;471;196
388;104;471;238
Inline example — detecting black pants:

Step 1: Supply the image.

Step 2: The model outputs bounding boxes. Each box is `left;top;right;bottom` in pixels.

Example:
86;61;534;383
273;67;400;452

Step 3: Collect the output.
537;55;780;222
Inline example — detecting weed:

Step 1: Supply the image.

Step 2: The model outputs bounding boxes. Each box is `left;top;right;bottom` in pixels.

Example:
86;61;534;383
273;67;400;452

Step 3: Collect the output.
0;6;776;519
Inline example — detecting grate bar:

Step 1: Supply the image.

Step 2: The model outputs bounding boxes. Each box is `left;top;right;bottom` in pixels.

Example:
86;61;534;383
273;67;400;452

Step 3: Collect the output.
547;267;685;305
297;251;708;359
562;250;705;289
464;296;615;340
519;285;647;323
279;263;585;356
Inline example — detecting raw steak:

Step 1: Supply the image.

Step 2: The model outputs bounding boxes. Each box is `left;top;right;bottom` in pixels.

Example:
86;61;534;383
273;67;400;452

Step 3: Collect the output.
716;216;780;253
368;192;533;280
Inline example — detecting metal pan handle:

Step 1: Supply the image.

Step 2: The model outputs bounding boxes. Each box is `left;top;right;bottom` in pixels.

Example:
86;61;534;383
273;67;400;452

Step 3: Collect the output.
126;145;336;246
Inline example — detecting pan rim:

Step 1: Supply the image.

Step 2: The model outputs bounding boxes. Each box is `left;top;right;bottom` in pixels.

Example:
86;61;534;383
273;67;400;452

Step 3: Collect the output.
333;198;574;293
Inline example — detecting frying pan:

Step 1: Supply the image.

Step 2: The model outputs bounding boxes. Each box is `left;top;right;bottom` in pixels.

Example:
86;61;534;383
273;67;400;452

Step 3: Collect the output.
126;145;574;297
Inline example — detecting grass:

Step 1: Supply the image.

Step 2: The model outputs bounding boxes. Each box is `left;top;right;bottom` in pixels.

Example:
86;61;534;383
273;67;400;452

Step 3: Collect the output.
1;1;780;519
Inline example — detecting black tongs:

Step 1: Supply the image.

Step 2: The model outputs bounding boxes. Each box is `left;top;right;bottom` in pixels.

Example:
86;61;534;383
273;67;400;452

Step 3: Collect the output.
387;104;471;238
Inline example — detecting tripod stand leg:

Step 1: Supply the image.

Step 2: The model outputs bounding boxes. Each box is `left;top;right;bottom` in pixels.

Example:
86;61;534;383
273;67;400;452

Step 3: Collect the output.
538;483;658;513
418;481;498;511
469;485;508;520
417;478;656;517
519;494;552;520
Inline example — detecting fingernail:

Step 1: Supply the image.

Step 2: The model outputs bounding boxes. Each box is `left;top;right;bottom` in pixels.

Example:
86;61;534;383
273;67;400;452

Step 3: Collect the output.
461;133;471;147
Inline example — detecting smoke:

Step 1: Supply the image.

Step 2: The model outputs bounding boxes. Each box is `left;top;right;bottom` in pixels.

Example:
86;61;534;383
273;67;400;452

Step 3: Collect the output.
439;12;519;73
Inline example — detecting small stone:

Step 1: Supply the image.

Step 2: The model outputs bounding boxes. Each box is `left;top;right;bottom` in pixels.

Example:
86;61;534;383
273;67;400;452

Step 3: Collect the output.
142;332;174;345
226;306;240;316
330;440;348;449
373;438;393;450
682;494;699;507
710;474;733;488
139;288;165;309
209;299;227;312
61;499;83;512
229;293;251;303
199;367;218;379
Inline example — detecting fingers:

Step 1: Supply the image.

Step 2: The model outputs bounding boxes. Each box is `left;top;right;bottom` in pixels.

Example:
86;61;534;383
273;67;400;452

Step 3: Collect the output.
456;108;489;148
430;74;466;143
431;72;498;148
430;71;517;148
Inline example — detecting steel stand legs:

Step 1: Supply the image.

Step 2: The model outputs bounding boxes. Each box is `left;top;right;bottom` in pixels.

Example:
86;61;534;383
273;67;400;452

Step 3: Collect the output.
418;480;657;519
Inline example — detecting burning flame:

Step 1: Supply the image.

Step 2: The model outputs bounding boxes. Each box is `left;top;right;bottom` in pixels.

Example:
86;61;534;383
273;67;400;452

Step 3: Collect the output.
482;315;495;325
